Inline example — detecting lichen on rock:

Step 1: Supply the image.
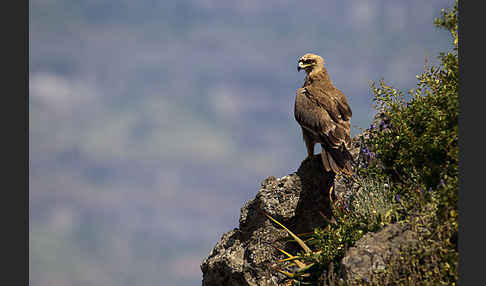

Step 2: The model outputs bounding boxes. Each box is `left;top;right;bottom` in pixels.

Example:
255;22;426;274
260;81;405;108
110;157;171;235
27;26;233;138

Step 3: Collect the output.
201;155;334;286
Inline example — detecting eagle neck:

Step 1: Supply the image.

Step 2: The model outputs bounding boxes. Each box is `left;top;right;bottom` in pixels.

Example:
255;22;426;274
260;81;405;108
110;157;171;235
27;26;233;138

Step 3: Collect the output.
304;68;333;89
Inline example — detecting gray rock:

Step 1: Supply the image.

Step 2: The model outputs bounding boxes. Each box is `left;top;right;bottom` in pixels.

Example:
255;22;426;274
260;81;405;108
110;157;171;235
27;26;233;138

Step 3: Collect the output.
201;155;334;286
340;222;419;284
332;136;361;204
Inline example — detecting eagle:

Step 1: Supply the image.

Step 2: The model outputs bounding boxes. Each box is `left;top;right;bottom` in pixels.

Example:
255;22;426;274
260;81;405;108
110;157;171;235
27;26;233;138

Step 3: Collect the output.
294;53;353;176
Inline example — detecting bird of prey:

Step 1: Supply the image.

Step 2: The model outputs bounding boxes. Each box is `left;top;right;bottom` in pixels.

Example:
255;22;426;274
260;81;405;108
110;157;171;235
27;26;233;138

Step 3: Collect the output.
294;53;353;176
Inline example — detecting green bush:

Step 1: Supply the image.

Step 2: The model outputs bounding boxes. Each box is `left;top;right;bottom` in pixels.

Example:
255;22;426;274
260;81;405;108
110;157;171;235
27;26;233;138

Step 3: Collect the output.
364;0;458;222
282;1;458;285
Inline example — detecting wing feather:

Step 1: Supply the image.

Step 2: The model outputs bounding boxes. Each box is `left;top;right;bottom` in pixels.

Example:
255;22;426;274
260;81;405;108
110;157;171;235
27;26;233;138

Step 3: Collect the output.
305;84;352;122
295;87;350;149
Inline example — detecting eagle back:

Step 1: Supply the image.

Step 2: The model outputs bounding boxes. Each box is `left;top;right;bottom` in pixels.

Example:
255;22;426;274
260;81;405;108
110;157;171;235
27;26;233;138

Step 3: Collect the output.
303;72;350;123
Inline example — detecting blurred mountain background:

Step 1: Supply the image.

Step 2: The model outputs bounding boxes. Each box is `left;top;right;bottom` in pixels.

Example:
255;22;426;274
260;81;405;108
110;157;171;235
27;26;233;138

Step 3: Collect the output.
29;0;452;285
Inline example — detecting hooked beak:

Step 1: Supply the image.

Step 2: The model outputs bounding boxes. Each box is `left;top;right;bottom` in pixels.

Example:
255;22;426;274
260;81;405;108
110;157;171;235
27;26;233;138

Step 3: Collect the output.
297;61;307;72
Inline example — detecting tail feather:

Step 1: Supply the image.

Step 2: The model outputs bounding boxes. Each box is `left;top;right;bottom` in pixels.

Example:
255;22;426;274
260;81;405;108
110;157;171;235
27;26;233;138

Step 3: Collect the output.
320;149;332;173
326;150;341;174
320;143;353;175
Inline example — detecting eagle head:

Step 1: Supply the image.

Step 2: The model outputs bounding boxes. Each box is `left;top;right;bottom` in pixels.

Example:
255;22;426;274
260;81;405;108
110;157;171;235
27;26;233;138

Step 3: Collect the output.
297;53;325;73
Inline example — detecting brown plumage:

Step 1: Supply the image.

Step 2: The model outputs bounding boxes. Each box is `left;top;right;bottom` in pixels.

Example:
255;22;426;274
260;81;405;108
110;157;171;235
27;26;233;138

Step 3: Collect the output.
294;53;353;175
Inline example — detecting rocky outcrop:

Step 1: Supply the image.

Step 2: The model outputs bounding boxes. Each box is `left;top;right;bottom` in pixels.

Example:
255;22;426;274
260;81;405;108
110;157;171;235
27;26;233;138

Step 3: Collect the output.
201;133;420;285
201;155;334;286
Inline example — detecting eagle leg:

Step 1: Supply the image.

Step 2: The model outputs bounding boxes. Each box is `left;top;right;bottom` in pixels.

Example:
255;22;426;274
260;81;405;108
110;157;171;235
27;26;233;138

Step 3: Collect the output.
302;129;316;161
320;148;333;173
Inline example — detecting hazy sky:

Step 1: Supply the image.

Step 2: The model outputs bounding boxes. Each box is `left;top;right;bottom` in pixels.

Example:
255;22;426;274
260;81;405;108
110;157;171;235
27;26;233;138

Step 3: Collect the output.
30;1;453;285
